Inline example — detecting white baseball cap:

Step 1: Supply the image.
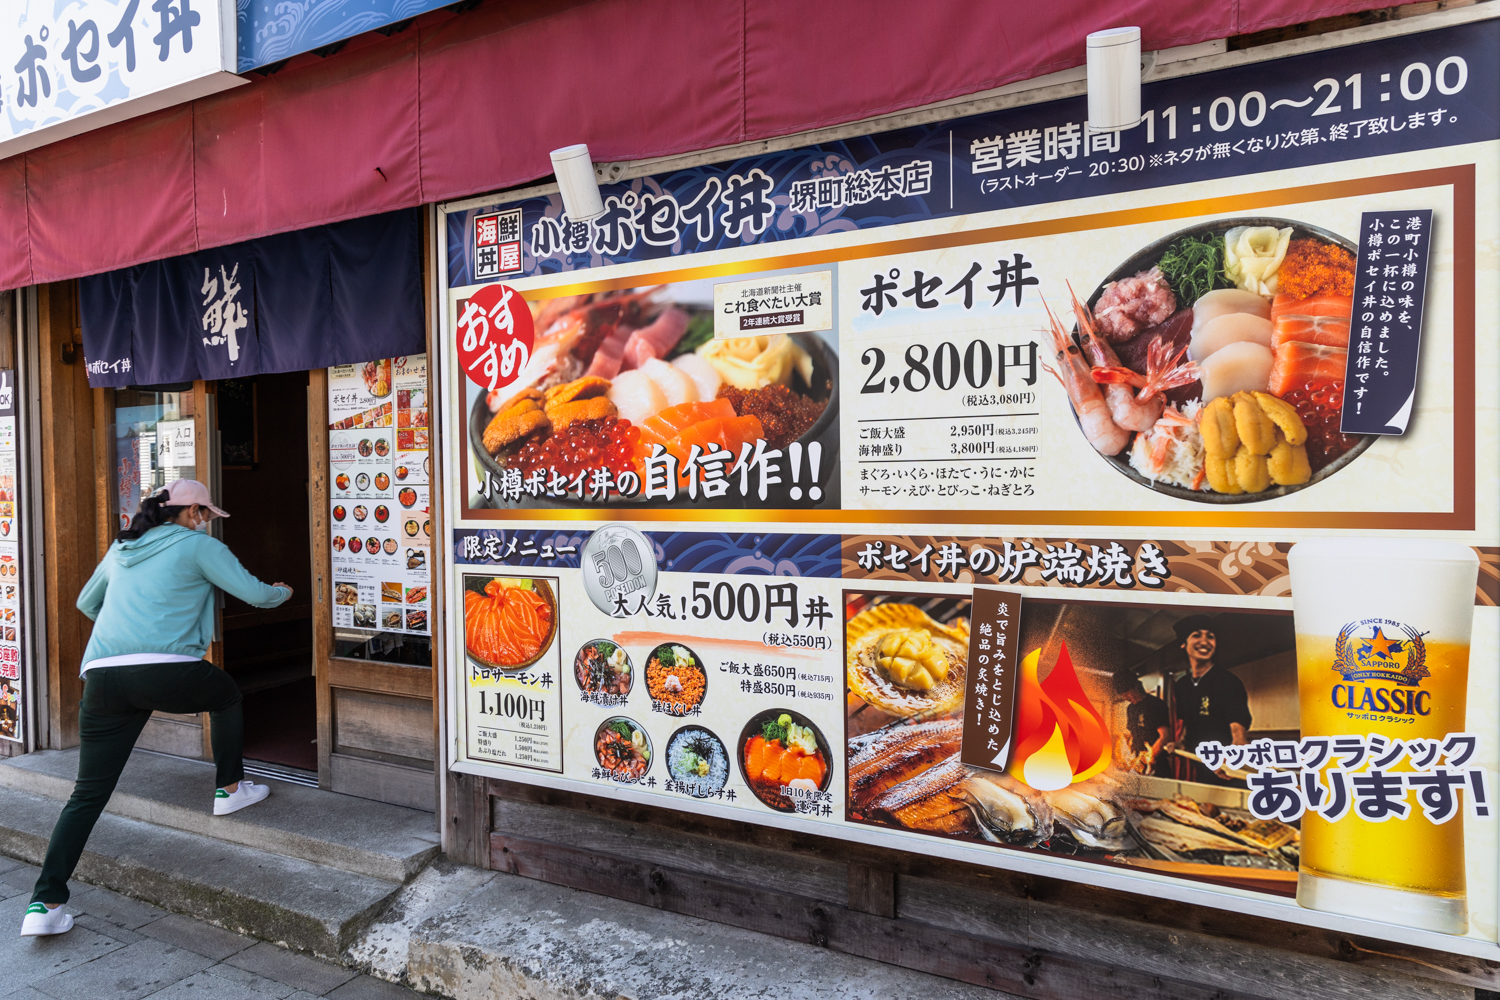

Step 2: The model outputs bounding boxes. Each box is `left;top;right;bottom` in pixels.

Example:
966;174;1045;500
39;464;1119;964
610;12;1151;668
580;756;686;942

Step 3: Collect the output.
159;479;229;519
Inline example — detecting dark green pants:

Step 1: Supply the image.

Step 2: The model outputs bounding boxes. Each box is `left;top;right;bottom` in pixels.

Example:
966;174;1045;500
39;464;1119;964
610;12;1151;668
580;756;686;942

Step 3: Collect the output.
31;659;243;905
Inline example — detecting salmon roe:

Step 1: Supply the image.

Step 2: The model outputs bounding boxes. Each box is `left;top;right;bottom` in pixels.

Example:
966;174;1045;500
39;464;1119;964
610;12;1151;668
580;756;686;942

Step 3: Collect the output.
1282;381;1359;472
516;418;640;479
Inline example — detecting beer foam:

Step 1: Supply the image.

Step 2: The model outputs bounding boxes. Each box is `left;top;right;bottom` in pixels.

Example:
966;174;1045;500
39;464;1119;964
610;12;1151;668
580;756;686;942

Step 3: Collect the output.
1288;538;1479;643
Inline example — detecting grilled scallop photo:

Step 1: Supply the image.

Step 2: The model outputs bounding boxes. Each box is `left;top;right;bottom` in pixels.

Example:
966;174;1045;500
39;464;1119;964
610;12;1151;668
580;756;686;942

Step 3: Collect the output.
846;603;968;719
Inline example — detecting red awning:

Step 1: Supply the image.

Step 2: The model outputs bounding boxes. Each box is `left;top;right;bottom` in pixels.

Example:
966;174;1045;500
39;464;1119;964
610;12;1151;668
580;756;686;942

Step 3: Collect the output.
0;0;1399;290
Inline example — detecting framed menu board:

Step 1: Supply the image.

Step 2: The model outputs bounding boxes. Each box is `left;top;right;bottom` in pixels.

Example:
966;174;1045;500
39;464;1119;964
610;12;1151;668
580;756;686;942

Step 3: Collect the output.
328;356;431;639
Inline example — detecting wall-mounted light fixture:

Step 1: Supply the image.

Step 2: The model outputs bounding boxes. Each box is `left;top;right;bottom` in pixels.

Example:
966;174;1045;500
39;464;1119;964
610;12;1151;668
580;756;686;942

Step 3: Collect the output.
1086;27;1142;132
550;144;605;221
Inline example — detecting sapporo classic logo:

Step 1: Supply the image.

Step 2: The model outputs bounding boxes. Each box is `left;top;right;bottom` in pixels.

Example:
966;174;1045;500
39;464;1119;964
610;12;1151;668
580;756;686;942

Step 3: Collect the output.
1331;618;1431;716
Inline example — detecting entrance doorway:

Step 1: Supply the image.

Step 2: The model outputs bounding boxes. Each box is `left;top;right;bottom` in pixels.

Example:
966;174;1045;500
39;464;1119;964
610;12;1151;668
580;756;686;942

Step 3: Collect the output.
101;366;436;810
216;373;317;774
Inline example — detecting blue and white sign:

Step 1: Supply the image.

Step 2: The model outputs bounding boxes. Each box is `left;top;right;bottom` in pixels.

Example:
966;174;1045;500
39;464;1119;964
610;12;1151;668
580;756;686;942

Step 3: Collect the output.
1;0;244;159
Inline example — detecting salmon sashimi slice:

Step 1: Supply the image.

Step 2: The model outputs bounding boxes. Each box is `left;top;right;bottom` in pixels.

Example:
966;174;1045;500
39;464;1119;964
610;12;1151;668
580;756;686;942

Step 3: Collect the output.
1270;293;1353;322
673;415;766;459
638;399;736;447
1272;316;1350;349
792;751;827;785
758;739;786;782
745;736;768;780
1268;342;1348;395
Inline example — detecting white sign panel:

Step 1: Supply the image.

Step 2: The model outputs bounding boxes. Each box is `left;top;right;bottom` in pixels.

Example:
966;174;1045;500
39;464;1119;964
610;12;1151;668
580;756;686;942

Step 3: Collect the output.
713;270;833;339
0;0;244;159
156;418;194;467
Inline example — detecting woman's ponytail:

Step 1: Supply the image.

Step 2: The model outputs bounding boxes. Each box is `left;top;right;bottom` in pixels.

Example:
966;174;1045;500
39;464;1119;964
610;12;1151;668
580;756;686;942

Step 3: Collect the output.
117;489;187;541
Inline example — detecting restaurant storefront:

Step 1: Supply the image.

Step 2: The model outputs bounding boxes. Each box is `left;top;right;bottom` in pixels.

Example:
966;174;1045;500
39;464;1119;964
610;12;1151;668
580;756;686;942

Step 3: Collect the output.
0;210;441;808
1;1;1498;995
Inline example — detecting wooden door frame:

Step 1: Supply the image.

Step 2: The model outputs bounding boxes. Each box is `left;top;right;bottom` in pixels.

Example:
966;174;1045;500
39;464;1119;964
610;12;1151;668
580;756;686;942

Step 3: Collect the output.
38;281;96;748
309;369;333;786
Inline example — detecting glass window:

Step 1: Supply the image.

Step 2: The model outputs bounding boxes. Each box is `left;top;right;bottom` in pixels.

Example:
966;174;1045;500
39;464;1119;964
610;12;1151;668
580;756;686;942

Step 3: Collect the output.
109;385;195;532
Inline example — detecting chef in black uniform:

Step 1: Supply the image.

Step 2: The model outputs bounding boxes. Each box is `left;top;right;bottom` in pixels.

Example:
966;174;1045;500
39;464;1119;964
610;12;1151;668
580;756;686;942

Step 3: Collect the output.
1112;671;1170;776
1168;614;1252;785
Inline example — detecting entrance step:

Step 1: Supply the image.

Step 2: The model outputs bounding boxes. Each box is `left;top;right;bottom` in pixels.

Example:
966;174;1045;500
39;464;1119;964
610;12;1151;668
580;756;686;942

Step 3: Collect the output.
0;750;439;883
0;783;402;957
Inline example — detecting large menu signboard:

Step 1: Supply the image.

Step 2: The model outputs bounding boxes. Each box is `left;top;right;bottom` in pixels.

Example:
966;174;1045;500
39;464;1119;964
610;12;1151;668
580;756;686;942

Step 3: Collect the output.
439;20;1500;956
329;357;432;638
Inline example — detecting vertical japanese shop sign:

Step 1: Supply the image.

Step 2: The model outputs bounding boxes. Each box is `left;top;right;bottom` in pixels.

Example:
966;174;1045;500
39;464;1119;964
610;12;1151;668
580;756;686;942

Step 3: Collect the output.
328;358;432;637
0;372;22;743
961;588;1022;770
1342;210;1433;434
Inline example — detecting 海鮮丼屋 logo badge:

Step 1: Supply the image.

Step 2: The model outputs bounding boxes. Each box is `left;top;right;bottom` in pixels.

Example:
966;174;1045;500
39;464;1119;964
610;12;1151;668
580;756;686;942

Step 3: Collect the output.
1333;618;1429;687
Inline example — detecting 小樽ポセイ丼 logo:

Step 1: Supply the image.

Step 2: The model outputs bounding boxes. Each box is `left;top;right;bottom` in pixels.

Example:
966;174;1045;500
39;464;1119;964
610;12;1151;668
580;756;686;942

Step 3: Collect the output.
1333;618;1428;687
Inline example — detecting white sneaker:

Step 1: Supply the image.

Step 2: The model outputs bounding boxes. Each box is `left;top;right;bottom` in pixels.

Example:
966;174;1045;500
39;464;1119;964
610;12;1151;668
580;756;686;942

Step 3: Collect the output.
214;780;270;815
20;902;73;936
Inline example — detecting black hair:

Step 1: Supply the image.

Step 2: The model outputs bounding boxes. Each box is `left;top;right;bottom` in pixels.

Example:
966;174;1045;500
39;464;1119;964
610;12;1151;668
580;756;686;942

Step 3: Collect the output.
1111;670;1145;696
118;489;189;541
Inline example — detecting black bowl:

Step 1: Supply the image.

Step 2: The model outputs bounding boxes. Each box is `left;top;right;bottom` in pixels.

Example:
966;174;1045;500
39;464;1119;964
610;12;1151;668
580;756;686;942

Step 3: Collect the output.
736;707;833;813
1081;216;1374;505
469;325;839;508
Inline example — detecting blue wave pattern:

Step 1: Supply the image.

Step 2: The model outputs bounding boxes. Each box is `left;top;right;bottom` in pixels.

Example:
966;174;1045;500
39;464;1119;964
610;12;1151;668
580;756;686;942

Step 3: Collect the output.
447;20;1497;288
452;529;841;577
655;532;842;578
237;0;447;71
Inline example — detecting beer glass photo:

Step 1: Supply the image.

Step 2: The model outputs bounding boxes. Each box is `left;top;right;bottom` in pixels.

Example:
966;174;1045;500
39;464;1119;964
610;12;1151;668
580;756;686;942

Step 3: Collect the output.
1288;538;1480;935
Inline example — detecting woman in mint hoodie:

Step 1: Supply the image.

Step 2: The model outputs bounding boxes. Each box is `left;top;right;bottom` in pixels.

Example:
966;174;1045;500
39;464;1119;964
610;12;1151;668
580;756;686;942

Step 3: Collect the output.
21;480;291;937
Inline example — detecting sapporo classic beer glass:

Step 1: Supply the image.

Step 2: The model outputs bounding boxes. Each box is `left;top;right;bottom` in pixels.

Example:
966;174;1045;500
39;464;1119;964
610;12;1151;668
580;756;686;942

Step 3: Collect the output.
1288;538;1480;934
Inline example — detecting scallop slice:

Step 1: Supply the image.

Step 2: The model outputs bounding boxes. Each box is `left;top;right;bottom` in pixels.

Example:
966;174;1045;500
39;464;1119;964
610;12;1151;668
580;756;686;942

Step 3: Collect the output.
1198;341;1274;402
1191;288;1272;333
671;352;722;403
607;369;668;426
639;357;698;407
1189;312;1274;362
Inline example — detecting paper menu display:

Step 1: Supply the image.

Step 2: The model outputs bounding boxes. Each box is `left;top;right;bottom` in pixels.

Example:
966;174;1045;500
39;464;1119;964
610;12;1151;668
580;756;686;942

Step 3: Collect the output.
0;371;21;743
329;357;431;636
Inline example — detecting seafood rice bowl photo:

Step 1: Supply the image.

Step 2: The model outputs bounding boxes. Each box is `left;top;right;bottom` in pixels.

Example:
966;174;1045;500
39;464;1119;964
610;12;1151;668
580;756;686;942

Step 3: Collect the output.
469;284;839;508
595;717;652;783
1049;217;1371;504
666;725;729;798
738;709;832;812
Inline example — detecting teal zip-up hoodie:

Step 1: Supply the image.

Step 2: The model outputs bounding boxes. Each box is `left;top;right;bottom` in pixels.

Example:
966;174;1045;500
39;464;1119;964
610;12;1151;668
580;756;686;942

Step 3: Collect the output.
76;524;290;672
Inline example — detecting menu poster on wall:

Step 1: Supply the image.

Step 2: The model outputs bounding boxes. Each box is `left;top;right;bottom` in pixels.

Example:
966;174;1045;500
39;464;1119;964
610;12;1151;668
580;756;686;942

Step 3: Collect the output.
0;371;22;743
329;358;431;636
442;21;1500;958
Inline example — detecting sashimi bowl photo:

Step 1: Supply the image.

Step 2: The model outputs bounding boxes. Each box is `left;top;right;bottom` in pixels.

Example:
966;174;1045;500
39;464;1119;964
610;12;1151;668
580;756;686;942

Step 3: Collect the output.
1048;217;1373;504
468;281;839;509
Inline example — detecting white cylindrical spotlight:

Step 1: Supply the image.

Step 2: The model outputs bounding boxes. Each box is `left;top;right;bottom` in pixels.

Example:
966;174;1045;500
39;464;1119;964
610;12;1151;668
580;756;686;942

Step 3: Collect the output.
550;144;605;221
1086;27;1142;132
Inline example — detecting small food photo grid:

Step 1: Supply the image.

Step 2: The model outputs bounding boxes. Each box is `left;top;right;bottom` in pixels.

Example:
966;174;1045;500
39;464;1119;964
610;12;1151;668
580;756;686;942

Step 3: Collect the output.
468;272;838;510
572;628;834;811
845;592;1303;897
330;357;431;636
471;571;844;814
1053;219;1377;502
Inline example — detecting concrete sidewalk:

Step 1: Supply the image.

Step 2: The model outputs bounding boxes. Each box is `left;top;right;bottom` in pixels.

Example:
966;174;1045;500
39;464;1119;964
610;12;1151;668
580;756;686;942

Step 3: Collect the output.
0;750;1023;999
0;854;418;1000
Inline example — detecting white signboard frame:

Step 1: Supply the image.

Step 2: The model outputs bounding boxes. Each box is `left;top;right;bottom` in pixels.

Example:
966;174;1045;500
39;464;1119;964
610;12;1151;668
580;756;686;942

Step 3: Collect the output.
0;0;244;160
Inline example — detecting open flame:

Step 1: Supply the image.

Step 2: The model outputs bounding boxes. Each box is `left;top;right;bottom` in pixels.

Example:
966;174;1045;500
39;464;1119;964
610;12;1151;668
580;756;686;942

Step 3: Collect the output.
1007;641;1111;791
